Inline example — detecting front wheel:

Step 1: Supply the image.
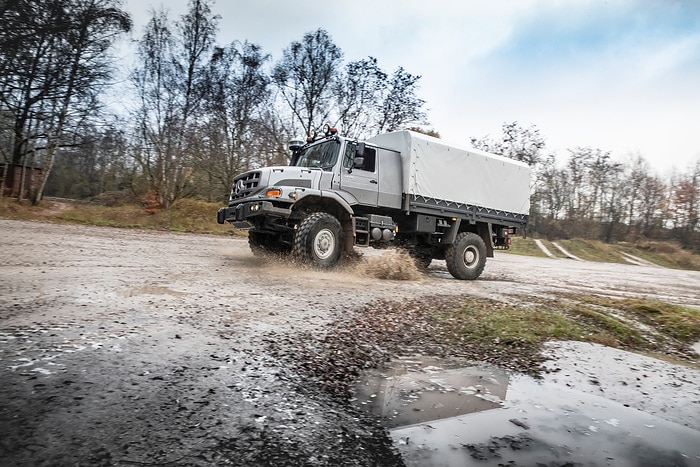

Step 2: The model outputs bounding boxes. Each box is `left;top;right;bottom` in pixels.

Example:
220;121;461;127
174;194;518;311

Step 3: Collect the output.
445;232;487;280
293;212;344;268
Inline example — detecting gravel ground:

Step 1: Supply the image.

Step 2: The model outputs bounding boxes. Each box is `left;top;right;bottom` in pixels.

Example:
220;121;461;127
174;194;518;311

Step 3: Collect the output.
1;219;698;466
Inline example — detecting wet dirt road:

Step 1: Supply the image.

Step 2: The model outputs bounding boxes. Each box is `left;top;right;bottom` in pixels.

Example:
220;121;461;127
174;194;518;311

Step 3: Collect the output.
1;219;699;466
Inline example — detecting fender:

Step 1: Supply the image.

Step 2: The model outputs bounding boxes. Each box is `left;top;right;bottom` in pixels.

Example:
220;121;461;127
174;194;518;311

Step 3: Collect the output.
293;188;356;216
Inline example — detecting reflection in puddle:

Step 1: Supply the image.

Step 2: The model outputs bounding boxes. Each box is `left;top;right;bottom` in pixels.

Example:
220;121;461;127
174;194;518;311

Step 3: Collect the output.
353;356;508;428
353;356;700;466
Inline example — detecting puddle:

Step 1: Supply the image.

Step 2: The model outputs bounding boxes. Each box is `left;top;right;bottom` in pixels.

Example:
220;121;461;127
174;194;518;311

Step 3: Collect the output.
353;356;509;428
353;356;700;466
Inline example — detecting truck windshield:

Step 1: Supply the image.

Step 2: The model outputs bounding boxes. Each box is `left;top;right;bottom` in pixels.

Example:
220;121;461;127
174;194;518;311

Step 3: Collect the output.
293;140;339;171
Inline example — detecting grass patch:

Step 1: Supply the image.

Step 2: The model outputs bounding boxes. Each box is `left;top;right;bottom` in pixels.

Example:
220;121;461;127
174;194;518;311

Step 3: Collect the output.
505;237;549;257
624;300;700;341
0;196;237;235
509;238;700;271
556;238;626;263
570;296;700;343
407;294;699;373
395;296;589;373
0;197;50;220
622;242;700;270
539;239;568;258
154;198;233;233
563;303;647;348
434;300;583;348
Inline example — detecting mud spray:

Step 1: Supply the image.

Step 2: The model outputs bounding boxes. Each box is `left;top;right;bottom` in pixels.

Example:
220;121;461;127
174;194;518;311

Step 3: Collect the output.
356;248;423;281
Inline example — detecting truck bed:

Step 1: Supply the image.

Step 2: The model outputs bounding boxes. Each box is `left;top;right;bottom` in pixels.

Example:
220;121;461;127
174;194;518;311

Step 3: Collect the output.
367;131;531;217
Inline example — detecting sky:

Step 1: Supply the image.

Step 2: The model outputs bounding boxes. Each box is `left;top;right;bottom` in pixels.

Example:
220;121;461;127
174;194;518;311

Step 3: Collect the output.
123;0;700;174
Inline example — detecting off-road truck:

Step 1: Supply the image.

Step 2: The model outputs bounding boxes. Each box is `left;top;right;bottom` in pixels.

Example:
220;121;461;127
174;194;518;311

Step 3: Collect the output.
217;128;530;280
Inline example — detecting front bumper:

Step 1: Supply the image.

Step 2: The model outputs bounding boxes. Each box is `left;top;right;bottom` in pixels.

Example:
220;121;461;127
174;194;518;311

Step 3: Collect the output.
217;201;292;229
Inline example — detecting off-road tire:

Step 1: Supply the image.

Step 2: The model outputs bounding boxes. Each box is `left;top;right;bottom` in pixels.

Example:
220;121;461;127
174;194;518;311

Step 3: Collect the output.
293;212;344;268
445;232;487;280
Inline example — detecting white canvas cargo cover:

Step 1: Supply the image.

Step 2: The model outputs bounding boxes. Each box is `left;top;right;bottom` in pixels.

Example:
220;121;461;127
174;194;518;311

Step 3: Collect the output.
367;131;531;215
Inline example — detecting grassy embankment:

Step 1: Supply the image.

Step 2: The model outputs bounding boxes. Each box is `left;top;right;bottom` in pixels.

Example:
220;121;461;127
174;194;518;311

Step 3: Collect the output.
509;236;700;271
0;196;236;235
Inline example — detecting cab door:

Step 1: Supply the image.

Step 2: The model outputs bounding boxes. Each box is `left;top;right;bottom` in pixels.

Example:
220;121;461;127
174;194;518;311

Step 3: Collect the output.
339;145;379;206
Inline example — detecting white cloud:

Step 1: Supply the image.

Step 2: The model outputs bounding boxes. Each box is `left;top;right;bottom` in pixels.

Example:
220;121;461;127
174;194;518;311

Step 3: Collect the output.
122;0;700;171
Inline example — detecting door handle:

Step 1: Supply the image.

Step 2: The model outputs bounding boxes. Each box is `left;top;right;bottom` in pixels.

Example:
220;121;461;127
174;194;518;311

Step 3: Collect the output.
370;180;378;184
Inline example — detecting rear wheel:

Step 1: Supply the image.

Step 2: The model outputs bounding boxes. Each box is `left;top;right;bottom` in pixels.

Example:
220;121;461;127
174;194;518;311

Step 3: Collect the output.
445;232;487;280
293;212;344;268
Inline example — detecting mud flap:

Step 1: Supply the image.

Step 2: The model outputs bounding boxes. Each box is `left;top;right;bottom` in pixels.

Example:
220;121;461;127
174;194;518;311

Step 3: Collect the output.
443;218;461;245
476;222;494;258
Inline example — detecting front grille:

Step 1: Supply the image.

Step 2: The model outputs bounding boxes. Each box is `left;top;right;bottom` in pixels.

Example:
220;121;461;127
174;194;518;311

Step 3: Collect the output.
230;171;261;200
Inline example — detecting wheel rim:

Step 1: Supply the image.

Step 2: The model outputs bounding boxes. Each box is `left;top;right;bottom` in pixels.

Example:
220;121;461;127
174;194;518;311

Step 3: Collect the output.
462;245;479;269
313;228;336;260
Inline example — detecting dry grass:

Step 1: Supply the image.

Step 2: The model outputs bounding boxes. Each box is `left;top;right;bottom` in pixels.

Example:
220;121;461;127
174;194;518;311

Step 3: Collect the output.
0;196;234;235
627;241;700;270
505;234;700;271
506;237;549;257
557;238;627;263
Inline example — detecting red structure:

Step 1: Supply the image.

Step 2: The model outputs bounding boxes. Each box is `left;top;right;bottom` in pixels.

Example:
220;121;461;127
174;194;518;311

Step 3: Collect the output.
1;164;42;199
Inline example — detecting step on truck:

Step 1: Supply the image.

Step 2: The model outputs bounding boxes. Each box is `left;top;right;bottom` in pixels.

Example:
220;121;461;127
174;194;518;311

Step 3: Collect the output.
217;127;531;280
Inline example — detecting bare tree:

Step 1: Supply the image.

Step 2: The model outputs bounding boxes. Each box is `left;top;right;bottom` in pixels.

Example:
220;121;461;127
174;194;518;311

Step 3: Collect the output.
272;29;342;137
670;161;700;248
0;0;131;203
585;148;614;222
194;40;271;200
600;161;624;242
538;154;567;221
375;67;427;134
43;122;132;199
272;29;429;139
471;122;547;233
333;57;386;138
131;0;217;208
638;173;667;237
471;122;545;169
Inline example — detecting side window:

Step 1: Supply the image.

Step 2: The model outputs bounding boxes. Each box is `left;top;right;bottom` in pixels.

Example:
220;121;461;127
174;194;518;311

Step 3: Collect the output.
360;148;376;172
344;144;377;172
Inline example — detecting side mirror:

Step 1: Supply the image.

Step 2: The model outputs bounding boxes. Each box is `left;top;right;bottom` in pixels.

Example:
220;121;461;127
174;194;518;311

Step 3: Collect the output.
356;142;365;157
353;157;364;169
288;139;304;152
